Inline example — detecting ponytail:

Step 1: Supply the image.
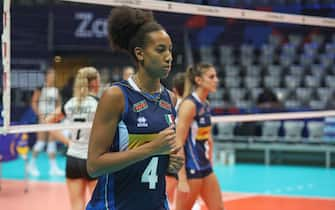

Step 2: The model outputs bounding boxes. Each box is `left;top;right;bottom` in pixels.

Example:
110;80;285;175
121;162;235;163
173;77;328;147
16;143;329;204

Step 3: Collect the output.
183;66;194;98
183;63;214;99
73;67;99;110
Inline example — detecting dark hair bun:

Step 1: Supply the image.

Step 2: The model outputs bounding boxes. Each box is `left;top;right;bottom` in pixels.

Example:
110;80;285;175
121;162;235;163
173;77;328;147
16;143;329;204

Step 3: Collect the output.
108;6;154;50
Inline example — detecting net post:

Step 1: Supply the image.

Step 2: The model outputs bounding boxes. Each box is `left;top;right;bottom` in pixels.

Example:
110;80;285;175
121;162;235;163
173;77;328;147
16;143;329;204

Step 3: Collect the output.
1;0;11;134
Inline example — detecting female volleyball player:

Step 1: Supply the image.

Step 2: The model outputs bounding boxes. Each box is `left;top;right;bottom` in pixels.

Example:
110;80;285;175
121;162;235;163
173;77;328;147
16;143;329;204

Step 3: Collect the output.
86;6;183;210
175;64;224;210
46;67;100;210
28;68;63;177
166;72;186;207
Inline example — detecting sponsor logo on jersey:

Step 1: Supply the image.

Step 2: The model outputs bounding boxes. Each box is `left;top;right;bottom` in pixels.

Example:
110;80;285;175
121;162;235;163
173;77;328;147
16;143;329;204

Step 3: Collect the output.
199;107;205;116
133;100;148;112
159;100;172;111
199;117;205;124
137;116;148;127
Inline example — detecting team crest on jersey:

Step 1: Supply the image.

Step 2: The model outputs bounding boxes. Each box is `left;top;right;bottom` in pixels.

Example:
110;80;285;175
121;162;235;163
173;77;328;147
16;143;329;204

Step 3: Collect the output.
159;100;172;111
133;100;148;112
165;114;175;126
137;116;148;127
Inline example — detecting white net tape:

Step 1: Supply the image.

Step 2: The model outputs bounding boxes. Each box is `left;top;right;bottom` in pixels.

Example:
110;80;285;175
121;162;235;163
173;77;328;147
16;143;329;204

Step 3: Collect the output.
1;0;335;134
63;0;335;28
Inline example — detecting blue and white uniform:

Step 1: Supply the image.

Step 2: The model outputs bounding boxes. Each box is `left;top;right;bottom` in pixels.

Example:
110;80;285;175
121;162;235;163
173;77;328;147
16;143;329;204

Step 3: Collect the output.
184;93;212;179
86;78;176;210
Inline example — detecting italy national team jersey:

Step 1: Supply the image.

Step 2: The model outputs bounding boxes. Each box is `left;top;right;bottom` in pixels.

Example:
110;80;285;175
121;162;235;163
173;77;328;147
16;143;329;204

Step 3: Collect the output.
184;93;212;173
86;78;176;210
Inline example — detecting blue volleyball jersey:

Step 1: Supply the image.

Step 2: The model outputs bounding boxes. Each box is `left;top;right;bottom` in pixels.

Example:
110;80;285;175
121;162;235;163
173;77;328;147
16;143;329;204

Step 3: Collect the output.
184;93;212;173
86;78;176;210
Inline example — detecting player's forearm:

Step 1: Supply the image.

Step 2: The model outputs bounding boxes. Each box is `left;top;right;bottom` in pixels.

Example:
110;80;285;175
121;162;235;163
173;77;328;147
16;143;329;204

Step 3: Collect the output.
31;102;39;115
177;149;187;181
87;145;153;177
208;135;214;162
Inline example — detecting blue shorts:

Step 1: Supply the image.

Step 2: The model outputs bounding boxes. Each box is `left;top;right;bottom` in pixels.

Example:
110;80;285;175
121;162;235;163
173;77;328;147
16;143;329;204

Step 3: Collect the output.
186;167;213;179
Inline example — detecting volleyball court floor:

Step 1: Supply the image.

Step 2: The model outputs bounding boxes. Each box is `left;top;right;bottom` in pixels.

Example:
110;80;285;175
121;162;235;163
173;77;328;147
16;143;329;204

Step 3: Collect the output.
1;152;334;210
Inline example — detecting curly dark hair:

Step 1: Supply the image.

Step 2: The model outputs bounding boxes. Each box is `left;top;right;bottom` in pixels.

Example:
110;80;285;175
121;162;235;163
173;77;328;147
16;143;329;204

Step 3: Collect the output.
108;6;164;60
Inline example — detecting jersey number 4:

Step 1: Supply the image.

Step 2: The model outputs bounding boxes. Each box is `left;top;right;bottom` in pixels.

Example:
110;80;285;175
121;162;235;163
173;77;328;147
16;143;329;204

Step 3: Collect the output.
141;157;158;190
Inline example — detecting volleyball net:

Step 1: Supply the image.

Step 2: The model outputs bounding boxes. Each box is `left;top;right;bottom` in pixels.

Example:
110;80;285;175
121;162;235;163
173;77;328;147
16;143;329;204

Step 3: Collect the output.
1;0;335;136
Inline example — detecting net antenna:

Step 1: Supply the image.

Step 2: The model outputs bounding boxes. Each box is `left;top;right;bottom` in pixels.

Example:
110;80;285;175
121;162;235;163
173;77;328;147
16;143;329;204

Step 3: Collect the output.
1;0;11;134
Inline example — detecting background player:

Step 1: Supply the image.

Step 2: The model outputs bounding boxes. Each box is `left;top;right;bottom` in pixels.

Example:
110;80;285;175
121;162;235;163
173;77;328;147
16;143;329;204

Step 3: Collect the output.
166;72;186;208
46;67;100;210
175;64;224;210
28;68;63;177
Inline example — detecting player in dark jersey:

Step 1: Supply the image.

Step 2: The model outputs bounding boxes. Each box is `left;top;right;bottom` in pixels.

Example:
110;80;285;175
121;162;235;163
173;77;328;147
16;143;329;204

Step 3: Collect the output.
175;64;224;210
86;6;183;210
166;72;186;208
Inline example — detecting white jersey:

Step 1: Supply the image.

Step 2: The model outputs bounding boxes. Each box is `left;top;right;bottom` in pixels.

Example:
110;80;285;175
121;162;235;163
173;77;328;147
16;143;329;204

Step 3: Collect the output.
63;95;98;159
38;87;59;115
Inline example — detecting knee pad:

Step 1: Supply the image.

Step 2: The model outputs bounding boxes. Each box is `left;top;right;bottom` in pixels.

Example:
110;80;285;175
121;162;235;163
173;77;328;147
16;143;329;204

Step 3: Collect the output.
33;141;46;152
47;141;57;154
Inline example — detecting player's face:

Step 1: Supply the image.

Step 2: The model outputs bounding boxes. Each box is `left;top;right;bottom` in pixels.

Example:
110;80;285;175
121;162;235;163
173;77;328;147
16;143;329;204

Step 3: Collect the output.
142;30;173;79
198;67;219;93
90;74;101;94
123;68;134;80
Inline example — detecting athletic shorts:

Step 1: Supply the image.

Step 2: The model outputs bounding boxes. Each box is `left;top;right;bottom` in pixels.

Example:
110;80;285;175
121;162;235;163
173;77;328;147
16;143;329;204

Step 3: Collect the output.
66;155;96;180
186;167;213;179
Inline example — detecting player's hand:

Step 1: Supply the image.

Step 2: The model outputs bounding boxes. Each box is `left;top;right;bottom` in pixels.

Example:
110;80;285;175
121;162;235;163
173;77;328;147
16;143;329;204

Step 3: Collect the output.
177;179;190;193
148;125;176;155
39;116;47;124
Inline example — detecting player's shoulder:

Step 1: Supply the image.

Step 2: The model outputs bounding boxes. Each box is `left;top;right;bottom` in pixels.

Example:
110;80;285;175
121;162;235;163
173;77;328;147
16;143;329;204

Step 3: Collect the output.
87;95;99;103
64;97;76;108
98;86;125;113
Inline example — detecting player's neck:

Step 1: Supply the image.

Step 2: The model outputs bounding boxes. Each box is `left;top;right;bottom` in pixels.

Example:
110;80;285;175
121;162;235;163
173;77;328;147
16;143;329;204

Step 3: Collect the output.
195;89;208;102
45;83;54;88
133;73;161;94
88;91;97;96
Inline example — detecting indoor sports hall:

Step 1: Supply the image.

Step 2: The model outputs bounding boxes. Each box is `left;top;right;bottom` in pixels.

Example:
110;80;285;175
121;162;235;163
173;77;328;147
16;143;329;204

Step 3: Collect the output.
1;0;335;210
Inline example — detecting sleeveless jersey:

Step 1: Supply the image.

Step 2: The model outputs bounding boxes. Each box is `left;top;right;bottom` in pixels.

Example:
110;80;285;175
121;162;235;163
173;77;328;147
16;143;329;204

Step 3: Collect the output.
63;95;98;159
175;98;182;112
38;86;59;115
184;93;212;173
86;78;176;210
